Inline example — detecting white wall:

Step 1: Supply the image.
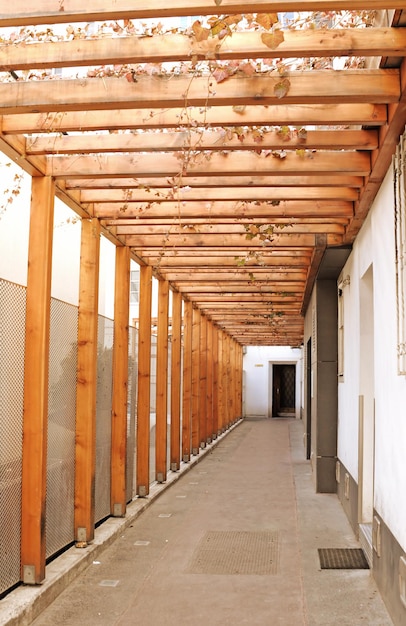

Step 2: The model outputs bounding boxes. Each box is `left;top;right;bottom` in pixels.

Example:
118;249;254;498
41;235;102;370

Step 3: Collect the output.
338;164;406;550
243;345;303;417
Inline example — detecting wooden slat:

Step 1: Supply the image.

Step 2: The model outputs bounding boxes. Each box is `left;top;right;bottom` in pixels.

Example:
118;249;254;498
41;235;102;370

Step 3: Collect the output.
170;291;182;471
181;300;193;462
155;279;169;483
89;190;358;206
49;151;371;179
26;128;378;154
111;245;131;517
74;217;100;543
124;232;343;247
92;199;358;218
136;264;153;496
0;71;399;117
1;1;404;27
4;29;406;72
21;176;55;584
2;104;387;135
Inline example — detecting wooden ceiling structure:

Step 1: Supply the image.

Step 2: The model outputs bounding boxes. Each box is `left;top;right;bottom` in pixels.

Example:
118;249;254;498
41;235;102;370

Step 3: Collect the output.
1;2;406;346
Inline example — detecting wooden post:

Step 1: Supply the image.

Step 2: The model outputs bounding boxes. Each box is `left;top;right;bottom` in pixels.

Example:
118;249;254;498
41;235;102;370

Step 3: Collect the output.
191;307;201;455
111;245;130;517
206;320;214;444
182;300;193;462
199;314;207;448
74;217;100;544
170;291;182;471
212;325;219;439
155;279;169;483
136;264;153;496
21;176;55;584
217;331;225;434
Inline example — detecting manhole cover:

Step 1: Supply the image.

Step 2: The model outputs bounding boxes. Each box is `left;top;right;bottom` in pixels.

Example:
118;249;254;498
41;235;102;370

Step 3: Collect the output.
188;530;279;575
318;548;369;569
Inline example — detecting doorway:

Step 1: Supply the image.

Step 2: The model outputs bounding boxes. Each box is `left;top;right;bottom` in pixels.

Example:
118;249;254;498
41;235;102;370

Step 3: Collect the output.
272;364;296;417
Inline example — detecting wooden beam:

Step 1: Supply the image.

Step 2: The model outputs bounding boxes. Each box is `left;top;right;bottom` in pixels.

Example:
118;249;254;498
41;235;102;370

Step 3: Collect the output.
89;190;358;207
2;2;404;27
170;291;182;471
3;29;406;72
181;300;193;462
125;232;343;247
68;175;364;190
74;218;100;544
26;128;378;154
301;234;328;315
136;264;153;496
155;279;169;483
92;199;357;218
21;176;55;584
0;72;399;116
111;245;130;518
48;150;371;179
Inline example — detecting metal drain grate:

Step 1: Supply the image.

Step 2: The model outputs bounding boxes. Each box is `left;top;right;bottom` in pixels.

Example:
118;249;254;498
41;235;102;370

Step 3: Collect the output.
318;548;369;569
188;530;278;575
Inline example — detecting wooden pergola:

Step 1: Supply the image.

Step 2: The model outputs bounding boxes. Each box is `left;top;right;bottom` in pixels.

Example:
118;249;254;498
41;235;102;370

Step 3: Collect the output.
1;2;406;586
1;2;406;348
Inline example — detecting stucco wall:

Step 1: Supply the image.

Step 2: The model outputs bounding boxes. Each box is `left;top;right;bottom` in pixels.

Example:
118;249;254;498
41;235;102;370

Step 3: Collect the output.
338;164;406;550
243;345;303;418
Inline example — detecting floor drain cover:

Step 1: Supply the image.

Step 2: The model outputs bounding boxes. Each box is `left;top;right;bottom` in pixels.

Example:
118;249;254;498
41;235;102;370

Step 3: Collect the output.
318;548;369;569
188;530;278;575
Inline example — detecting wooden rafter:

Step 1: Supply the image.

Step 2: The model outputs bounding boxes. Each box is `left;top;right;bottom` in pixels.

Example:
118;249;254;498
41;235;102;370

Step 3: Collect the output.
1;5;406;345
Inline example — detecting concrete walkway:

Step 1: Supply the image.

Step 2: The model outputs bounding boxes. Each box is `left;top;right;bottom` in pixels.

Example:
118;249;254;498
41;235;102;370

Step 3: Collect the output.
5;418;393;625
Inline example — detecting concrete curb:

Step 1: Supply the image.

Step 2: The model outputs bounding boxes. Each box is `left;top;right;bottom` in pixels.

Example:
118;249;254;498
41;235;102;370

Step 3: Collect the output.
0;420;242;626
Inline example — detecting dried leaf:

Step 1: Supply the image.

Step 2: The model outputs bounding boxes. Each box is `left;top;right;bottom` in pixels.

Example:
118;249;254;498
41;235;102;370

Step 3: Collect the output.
232;105;246;114
212;66;232;83
191;20;210;42
256;13;279;29
214;0;223;5
261;29;284;50
274;77;290;99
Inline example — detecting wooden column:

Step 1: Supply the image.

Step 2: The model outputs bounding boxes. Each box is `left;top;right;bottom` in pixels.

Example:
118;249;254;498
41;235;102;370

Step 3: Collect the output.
199;314;207;448
111;245;130;517
182;300;193;462
170;291;182;471
74;217;100;544
191;307;201;455
206;320;214;444
217;331;224;434
155;279;169;483
230;339;236;424
21;176;55;584
136;264;153;496
237;344;243;417
212;325;219;439
225;335;231;428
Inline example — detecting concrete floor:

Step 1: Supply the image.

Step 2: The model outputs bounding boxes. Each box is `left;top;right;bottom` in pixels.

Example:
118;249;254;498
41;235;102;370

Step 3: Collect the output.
2;418;393;625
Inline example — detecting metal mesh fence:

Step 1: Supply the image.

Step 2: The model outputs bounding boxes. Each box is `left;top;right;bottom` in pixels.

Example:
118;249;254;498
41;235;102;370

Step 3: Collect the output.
95;315;114;524
126;326;137;502
46;298;78;558
0;279;26;595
